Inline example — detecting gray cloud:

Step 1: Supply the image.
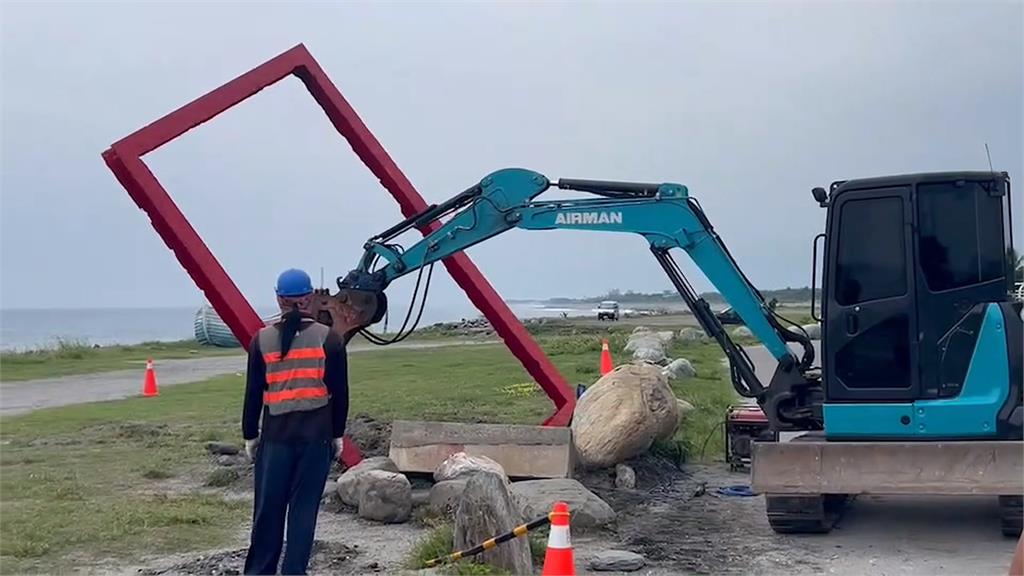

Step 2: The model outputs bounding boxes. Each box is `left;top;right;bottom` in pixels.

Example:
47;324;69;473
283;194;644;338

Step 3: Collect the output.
2;1;1021;310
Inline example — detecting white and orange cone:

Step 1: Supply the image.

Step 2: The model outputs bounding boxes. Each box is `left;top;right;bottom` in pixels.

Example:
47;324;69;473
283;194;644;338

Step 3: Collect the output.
599;339;614;376
542;501;575;575
142;358;159;397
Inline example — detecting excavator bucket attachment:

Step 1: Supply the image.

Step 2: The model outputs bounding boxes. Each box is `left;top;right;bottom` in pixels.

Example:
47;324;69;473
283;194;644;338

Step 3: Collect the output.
309;288;388;342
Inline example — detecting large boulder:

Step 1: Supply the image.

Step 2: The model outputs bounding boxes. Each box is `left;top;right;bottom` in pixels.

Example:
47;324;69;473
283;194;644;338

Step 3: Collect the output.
510;478;615;529
336;456;399;506
433;452;507;482
663;358;696;380
454;472;532;575
572;364;679;468
357;470;412;523
429;478;469;516
789;323;822;340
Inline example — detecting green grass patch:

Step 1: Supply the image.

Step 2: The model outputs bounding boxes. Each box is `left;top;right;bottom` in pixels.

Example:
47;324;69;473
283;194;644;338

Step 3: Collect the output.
0;339;239;382
0;330;734;573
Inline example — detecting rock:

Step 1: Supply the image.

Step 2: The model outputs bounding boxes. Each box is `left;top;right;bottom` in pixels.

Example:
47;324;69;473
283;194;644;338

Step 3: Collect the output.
454;472;532;575
589;550;646;572
205;442;240;456
624;331;667;364
631;326;650;334
433;452;507;482
654;331;675;345
410;488;431;508
215;454;241;467
511;478;615;528
677;399;695;417
572;364;679;467
337;456;399;506
732;326;753;338
677;327;707;342
663;358;697;380
614;464;636;490
322;480;338;500
802;323;822;340
356;470;412;523
429;478;469;515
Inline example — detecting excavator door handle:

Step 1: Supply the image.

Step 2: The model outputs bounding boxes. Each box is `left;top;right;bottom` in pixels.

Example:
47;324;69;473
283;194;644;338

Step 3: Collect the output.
846;311;859;335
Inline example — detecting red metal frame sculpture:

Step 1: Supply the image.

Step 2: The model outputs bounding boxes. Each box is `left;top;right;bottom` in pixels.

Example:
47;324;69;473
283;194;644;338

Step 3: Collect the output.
102;44;576;465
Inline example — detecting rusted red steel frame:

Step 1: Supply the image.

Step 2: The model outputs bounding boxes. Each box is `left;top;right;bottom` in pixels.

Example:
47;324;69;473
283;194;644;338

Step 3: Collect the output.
101;44;576;465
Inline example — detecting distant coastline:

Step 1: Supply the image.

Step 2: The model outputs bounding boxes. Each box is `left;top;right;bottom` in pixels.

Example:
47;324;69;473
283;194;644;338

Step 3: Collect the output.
507;286;814;306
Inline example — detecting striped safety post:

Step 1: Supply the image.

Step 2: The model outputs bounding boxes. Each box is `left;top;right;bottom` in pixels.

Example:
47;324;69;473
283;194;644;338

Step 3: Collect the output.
423;513;552;568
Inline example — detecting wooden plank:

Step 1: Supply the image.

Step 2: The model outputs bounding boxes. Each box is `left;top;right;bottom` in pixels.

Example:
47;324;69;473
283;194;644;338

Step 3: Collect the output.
388;420;573;479
752;440;1024;495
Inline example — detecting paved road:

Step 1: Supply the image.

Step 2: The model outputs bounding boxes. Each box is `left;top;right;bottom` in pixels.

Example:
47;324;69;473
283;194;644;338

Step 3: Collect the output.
0;340;489;416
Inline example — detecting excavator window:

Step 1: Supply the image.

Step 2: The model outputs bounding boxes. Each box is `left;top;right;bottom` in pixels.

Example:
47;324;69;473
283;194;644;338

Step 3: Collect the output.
834;196;908;306
918;181;1006;292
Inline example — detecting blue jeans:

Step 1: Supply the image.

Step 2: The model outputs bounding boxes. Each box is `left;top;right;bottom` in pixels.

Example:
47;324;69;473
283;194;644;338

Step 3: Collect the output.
243;439;332;575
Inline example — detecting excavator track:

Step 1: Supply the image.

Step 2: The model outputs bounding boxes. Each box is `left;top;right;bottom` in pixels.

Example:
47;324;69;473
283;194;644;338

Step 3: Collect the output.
999;495;1023;537
765;494;849;534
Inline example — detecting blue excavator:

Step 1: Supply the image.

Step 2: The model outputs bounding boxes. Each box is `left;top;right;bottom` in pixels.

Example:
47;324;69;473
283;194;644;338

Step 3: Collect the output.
323;167;1022;535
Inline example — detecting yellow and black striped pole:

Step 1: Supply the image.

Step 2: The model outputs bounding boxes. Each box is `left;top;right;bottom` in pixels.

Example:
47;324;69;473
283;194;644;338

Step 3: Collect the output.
423;513;552;568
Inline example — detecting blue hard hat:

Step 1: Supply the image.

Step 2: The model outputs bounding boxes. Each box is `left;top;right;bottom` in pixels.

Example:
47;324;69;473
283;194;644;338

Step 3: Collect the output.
275;268;313;297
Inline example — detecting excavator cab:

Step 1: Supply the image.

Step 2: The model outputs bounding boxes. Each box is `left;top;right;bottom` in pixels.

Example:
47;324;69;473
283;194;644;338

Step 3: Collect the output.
816;172;1022;439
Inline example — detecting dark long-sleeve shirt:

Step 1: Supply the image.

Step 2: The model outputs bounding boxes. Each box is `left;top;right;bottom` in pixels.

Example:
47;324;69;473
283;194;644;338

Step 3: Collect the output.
242;323;349;442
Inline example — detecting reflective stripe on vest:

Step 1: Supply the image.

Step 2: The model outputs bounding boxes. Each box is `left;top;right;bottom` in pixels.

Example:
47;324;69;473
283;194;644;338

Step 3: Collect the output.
258;320;330;416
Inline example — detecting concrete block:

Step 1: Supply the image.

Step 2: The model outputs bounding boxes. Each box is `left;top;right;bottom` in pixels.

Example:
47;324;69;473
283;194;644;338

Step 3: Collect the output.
388;420;572;479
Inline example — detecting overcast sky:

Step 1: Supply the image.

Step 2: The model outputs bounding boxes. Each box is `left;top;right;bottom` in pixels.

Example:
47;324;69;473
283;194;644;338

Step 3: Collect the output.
2;1;1021;311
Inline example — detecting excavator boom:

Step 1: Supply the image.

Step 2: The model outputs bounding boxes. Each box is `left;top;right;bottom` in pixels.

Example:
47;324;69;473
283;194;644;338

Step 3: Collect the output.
327;168;823;431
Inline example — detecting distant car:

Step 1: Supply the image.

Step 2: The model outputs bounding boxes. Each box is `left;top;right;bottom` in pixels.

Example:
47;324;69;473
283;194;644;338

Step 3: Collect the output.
596;300;620;321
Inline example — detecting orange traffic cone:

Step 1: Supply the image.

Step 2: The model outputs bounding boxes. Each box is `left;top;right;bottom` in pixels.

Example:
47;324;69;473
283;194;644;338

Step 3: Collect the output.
542;501;575;576
142;358;159;397
599;339;614;375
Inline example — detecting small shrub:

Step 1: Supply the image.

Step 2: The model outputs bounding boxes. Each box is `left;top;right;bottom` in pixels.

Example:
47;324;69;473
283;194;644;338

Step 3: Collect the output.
407;523;454;569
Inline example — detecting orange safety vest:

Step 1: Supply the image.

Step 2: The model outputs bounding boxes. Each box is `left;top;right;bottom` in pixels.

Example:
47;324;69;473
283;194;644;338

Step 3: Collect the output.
257;319;330;415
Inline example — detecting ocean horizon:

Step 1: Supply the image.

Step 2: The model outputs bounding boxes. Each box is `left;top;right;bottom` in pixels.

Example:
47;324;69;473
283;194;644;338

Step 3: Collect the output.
0;301;608;352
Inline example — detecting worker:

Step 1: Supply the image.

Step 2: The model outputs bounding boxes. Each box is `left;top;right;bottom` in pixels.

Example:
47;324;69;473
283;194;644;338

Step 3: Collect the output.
242;268;349;575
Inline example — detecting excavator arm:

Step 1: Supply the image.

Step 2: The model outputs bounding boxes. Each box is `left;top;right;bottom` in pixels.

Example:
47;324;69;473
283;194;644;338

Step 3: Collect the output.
334;168;823;430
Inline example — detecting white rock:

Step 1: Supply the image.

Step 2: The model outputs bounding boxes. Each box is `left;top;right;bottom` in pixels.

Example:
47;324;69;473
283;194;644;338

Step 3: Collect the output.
510;478;615;528
336;456;399;507
433;452;507;483
663;358;697;380
732;326;753;338
429;478;469;515
357;470;412;523
615;464;636;490
677;327;707;343
589;550;646;572
572;364;679;468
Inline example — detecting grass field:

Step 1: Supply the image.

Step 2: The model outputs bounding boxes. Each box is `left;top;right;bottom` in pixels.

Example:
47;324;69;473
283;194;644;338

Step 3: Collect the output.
0;328;735;573
0;339;239;382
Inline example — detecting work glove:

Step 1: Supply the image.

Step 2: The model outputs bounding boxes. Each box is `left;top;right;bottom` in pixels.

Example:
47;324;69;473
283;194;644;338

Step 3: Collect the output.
245;437;259;462
331;437;344;462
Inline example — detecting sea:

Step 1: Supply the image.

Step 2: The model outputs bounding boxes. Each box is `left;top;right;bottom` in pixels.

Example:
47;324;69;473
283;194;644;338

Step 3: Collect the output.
0;301;598;352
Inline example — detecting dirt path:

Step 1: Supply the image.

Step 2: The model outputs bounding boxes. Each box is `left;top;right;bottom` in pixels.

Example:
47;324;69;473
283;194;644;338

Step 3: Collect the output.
0;340;491;416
